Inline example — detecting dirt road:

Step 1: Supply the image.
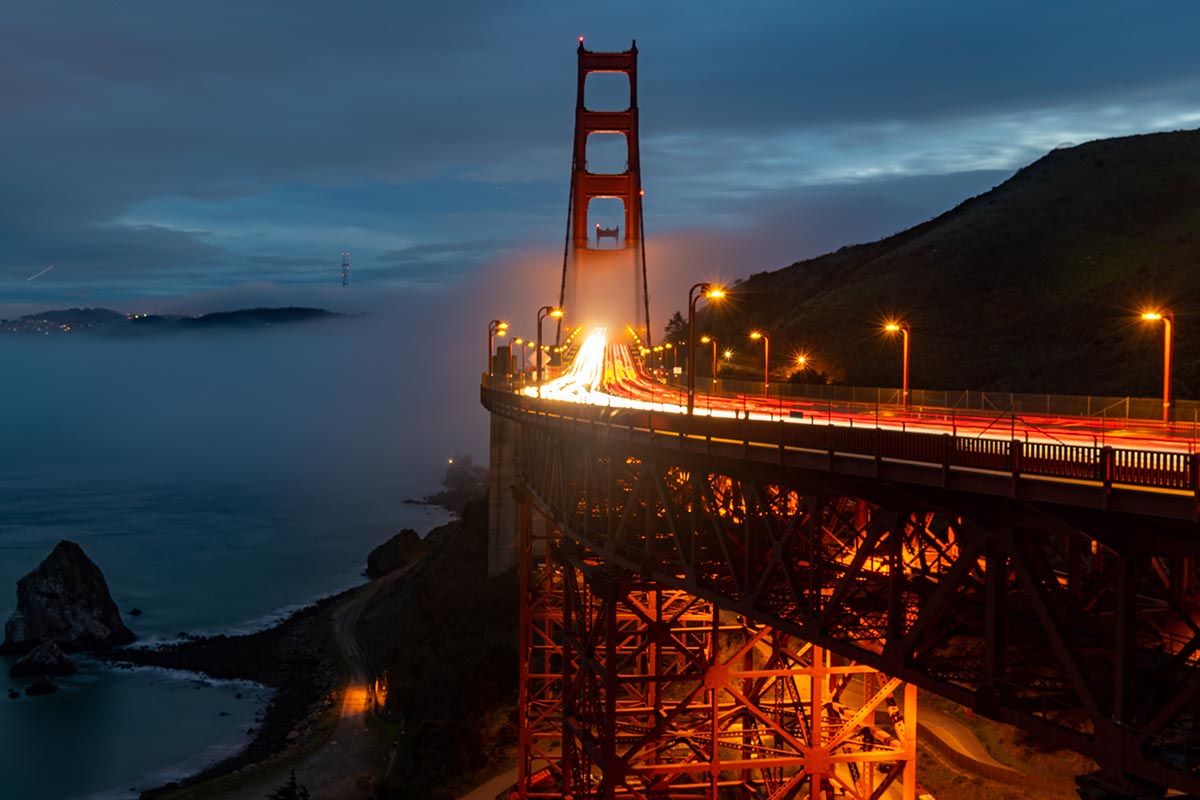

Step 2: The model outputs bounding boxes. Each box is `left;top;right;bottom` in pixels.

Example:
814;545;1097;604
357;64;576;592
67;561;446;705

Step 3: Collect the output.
180;569;406;800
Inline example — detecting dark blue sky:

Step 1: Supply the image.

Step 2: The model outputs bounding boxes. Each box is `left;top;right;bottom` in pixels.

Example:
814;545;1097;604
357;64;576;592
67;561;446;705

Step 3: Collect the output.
3;1;1199;316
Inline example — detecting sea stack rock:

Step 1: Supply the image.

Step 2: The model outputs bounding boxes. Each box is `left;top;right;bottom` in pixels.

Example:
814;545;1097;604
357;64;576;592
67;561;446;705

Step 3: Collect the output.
1;540;135;653
10;640;77;677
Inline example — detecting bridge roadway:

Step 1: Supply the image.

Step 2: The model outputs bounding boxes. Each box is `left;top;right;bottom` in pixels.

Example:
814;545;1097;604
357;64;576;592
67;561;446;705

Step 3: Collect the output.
485;378;1200;796
501;378;1200;523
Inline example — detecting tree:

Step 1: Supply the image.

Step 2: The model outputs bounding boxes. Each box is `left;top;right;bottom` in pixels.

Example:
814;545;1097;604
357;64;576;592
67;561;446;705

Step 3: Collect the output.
663;311;687;346
266;770;311;800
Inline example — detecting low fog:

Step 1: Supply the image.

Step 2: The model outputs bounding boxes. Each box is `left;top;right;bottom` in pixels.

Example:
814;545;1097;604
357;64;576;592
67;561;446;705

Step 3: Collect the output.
0;165;1023;497
0;309;483;496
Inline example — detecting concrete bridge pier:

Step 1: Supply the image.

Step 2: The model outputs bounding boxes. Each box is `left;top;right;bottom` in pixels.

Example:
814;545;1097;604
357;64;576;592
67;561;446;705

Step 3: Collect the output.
488;412;520;576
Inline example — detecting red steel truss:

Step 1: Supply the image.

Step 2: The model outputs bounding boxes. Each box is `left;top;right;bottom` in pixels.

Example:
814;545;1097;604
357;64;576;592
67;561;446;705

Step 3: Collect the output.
489;388;1200;797
515;486;918;800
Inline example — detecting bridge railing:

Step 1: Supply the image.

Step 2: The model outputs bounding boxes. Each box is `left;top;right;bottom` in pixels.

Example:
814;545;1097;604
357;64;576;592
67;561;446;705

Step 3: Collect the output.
675;376;1200;442
482;385;1200;496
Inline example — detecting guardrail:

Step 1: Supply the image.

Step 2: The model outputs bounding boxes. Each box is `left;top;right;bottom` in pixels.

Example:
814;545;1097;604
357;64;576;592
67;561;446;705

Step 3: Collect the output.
482;385;1200;497
677;375;1200;428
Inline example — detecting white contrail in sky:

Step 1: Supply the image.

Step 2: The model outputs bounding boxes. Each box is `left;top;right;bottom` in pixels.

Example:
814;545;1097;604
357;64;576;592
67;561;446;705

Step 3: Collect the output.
26;264;54;281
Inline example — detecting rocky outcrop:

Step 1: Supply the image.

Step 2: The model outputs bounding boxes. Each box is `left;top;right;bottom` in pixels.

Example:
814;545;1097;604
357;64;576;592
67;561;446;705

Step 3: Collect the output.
2;540;135;653
365;529;428;578
10;640;77;677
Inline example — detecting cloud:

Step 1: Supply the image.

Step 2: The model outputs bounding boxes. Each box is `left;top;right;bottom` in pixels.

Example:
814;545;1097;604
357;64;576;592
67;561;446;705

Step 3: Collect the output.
0;1;1198;308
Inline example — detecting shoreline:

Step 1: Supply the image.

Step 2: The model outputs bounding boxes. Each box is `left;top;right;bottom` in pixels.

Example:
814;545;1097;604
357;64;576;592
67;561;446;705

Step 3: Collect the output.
106;585;356;797
105;482;476;799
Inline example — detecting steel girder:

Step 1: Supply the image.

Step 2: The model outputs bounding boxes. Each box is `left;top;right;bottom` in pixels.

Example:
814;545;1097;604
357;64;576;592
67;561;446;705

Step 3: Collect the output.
516;489;919;799
513;421;1200;796
558;548;918;800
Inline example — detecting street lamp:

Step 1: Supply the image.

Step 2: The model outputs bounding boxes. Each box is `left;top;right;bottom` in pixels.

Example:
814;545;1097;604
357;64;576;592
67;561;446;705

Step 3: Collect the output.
1142;309;1175;423
487;319;509;377
687;282;726;414
664;342;675;374
512;338;527;375
884;321;911;407
536;306;564;394
700;335;718;385
749;331;770;387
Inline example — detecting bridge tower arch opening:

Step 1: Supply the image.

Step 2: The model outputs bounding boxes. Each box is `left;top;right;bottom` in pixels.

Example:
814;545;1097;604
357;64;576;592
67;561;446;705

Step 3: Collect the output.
558;39;651;343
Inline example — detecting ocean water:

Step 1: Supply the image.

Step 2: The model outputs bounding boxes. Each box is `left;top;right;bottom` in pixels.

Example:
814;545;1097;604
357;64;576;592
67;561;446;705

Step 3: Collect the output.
0;469;452;800
0;321;474;800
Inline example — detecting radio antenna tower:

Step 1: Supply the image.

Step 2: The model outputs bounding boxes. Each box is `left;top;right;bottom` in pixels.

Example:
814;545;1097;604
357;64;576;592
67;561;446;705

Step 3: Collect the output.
341;252;350;287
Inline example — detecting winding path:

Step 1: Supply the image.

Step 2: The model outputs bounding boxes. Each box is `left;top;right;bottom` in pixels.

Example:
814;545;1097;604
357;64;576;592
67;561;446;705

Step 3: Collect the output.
181;568;407;800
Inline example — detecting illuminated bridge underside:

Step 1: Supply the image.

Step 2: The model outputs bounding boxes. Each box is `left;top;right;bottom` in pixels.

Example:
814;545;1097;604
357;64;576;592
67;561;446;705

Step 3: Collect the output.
489;387;1200;795
519;489;918;800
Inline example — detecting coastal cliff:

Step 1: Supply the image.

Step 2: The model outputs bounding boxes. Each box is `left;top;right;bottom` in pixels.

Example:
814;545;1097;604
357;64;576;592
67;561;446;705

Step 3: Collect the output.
357;495;519;799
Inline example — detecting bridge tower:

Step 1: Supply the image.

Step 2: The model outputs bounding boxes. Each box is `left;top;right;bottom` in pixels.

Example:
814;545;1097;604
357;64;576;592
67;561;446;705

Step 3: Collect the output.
558;39;651;344
341;251;350;287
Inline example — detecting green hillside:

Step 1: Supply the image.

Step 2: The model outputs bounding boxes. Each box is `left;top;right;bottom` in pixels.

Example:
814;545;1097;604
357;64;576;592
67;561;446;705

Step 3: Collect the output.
702;129;1200;400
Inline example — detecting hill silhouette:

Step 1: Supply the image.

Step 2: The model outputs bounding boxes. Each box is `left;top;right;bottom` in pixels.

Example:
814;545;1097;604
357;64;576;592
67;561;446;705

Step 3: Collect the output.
702;129;1200;400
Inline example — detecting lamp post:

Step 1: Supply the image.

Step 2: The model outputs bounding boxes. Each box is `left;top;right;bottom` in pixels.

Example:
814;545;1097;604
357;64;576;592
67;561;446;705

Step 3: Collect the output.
749;331;770;387
884;321;911;407
536;306;564;395
512;338;527;375
1142;309;1175;423
687;282;726;414
487;319;508;377
700;336;718;385
664;342;675;374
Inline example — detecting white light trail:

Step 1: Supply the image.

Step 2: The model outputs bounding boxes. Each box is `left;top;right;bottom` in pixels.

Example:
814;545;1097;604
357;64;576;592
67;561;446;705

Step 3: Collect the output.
26;264;54;281
525;328;736;418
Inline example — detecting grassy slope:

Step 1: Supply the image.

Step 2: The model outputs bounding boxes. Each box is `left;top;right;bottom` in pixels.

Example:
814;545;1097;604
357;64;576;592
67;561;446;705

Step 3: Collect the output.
704;129;1200;398
355;497;519;800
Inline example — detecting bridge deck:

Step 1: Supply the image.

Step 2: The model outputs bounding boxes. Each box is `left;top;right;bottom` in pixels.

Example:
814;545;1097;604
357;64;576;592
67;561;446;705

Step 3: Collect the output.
484;387;1200;523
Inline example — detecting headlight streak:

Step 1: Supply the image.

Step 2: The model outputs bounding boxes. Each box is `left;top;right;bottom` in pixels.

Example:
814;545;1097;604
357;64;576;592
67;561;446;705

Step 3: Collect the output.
522;329;1191;454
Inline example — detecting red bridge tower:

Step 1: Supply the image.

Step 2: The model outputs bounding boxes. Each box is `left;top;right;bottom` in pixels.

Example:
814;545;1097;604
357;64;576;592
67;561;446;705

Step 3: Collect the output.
558;39;652;343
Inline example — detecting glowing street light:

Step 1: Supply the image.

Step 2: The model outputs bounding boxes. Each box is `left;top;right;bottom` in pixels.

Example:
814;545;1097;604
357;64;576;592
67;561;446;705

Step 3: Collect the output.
700;335;718;384
1142;309;1175;422
536;306;564;394
884;321;911;407
664;342;675;373
749;331;770;387
487;319;509;376
687;283;726;414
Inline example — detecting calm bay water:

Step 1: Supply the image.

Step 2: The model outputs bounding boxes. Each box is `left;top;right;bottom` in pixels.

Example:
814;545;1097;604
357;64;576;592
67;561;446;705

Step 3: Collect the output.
0;321;474;799
0;468;452;800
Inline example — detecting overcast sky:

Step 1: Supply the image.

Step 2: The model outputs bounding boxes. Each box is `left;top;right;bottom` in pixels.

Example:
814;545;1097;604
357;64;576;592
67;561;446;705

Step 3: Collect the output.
2;1;1199;315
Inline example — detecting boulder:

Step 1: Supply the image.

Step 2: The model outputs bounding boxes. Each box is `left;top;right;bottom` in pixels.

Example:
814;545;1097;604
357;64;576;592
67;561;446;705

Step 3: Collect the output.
365;529;428;578
24;676;58;696
10;640;77;677
2;540;135;653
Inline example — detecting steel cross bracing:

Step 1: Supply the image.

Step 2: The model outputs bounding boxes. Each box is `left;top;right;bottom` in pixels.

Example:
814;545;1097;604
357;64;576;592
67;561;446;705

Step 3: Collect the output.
489;389;1200;796
516;482;919;800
